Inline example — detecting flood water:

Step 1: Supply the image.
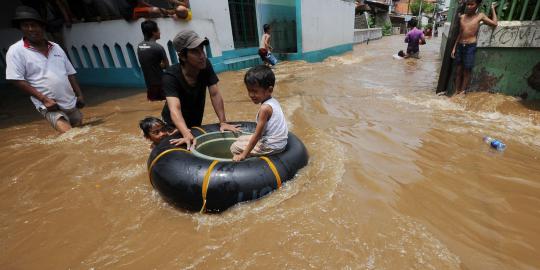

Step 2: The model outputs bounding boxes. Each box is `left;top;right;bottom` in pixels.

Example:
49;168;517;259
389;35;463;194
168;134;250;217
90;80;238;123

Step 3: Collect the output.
1;35;540;269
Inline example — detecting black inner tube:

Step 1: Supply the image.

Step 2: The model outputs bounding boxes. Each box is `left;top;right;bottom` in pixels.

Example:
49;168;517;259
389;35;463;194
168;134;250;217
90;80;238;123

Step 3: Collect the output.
147;122;309;212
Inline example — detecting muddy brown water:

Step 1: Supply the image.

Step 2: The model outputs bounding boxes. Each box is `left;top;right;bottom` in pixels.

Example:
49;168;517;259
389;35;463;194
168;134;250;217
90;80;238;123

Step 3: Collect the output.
1;36;539;269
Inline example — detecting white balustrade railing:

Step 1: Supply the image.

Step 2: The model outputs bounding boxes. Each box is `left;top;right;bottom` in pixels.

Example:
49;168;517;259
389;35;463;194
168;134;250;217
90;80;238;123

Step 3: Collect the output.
1;17;223;72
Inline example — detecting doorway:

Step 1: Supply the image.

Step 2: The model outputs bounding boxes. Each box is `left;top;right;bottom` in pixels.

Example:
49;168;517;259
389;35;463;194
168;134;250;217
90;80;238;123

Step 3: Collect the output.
228;0;259;48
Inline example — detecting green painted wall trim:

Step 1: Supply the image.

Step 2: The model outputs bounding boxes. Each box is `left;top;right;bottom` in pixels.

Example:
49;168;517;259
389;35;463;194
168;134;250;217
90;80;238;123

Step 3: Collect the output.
295;0;303;57
222;47;259;58
448;0;458;22
76;68;145;87
276;52;303;61
209;47;261;73
470;48;540;99
209;58;227;73
301;43;354;62
259;0;295;6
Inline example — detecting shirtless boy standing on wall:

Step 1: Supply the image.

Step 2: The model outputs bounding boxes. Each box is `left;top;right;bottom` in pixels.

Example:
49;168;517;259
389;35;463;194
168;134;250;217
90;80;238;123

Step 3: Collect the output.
451;0;498;95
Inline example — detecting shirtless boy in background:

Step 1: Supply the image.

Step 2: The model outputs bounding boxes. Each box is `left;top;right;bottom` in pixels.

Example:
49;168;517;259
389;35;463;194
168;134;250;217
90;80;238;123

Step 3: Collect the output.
451;0;498;95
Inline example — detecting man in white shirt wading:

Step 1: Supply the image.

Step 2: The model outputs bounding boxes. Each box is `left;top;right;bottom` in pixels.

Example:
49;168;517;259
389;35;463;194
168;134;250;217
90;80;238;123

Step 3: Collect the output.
6;6;85;133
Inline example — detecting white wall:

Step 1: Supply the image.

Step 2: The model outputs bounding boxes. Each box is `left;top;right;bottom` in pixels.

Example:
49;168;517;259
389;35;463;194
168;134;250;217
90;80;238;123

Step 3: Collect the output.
1;0;235;55
191;0;235;51
477;21;540;48
63;18;222;69
353;28;383;44
300;0;355;52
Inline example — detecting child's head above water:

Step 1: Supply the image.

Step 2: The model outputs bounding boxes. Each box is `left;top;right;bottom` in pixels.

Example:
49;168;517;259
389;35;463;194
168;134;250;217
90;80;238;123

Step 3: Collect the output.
398;50;405;57
244;65;275;104
139;116;167;144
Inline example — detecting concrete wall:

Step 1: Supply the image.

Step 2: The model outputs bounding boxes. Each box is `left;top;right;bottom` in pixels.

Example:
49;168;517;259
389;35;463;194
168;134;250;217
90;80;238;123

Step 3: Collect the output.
0;1;236;86
60;18;223;87
374;12;391;27
64;18;223;68
471;48;540;99
477;21;540;48
300;0;355;53
355;13;370;29
439;21;450;56
469;21;540;99
1;0;359;85
191;0;234;52
353;28;383;43
0;0;234;53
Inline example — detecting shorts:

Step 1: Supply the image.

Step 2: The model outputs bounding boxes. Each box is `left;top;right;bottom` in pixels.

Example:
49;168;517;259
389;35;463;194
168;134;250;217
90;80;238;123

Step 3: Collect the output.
406;48;420;58
455;43;477;70
258;48;268;62
409;51;420;59
39;107;83;130
230;135;282;156
147;84;165;101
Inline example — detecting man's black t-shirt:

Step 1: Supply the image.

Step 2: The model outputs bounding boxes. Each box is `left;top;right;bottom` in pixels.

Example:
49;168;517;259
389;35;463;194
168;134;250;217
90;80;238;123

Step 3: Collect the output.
137;40;167;88
161;59;219;128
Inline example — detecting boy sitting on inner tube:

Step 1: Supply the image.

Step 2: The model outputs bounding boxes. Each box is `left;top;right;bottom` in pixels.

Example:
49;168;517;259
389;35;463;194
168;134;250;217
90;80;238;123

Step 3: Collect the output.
231;65;288;161
139;117;184;149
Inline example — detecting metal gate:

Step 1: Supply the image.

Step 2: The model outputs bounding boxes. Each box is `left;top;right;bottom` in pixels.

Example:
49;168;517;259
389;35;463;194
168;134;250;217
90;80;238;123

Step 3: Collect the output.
228;0;259;48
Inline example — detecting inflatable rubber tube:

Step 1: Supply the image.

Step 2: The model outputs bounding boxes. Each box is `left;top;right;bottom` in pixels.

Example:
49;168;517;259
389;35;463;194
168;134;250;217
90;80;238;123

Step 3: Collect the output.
147;122;309;212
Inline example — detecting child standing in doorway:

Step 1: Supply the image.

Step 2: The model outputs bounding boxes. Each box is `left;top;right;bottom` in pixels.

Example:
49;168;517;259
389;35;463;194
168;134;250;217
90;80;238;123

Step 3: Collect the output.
452;0;498;95
258;24;277;66
231;65;288;161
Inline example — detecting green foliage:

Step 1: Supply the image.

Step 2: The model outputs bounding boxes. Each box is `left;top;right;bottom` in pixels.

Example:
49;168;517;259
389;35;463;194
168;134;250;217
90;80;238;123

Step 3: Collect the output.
368;15;375;28
410;0;435;16
382;22;393;36
489;0;538;20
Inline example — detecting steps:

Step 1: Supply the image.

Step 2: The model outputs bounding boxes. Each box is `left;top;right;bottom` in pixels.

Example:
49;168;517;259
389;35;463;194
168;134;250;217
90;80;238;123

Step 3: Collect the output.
223;54;262;71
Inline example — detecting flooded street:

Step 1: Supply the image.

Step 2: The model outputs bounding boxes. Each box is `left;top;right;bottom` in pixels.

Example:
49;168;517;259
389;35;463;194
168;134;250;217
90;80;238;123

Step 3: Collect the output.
1;35;540;269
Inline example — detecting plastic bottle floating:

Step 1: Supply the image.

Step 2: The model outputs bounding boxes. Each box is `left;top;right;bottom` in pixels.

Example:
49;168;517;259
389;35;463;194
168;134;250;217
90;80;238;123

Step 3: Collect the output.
483;136;506;151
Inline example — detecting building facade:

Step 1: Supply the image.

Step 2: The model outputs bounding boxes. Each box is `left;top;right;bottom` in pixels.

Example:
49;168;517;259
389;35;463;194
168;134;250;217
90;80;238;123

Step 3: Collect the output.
0;0;355;87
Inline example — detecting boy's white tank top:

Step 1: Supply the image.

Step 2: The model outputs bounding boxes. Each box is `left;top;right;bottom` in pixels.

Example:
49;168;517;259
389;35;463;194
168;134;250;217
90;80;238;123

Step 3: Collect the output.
256;97;288;150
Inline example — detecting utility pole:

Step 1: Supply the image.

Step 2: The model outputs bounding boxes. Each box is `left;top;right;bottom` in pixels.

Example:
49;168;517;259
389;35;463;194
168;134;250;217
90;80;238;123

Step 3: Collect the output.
418;0;424;26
